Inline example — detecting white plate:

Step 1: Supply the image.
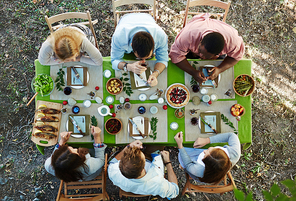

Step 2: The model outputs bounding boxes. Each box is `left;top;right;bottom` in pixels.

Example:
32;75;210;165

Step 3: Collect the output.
165;83;190;109
127;116;151;140
67;65;90;89
198;111;216;134
201;65;221;87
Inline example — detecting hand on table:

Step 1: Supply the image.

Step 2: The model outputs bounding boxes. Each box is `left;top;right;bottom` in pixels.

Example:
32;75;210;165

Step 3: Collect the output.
174;132;183;149
128;61;147;74
192;69;207;84
208;67;221;80
161;150;170;163
91;126;102;144
147;73;158;87
193;137;210;148
59;131;72;145
129;140;143;149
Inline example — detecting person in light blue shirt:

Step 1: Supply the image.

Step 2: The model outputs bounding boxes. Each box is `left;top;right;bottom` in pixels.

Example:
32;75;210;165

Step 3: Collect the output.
111;13;168;87
174;132;241;184
108;140;179;199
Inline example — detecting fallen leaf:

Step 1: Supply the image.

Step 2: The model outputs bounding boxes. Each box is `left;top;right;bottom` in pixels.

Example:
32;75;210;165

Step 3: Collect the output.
293;27;296;33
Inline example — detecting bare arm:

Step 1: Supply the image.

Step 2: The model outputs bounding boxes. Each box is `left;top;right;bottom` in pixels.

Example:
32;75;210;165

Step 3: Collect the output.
147;62;166;86
161;151;178;185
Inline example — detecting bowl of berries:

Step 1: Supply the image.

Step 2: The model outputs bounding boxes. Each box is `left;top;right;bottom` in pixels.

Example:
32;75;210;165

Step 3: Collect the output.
165;83;190;108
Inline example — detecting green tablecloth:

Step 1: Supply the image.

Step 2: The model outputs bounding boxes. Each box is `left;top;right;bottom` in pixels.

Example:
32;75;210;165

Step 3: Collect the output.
34;58;252;154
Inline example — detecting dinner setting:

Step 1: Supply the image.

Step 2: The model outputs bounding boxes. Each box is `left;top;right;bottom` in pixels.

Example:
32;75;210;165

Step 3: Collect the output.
27;0;254;199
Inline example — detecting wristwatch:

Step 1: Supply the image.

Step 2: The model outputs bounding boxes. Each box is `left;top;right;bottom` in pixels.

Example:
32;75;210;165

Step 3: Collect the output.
123;63;128;72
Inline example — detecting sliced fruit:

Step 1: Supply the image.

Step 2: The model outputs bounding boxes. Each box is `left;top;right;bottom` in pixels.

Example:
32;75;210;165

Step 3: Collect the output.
35;122;45;126
34;129;43;134
36;113;45;118
38;104;47;109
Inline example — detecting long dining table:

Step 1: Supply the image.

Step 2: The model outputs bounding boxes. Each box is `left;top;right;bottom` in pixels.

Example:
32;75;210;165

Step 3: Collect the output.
34;57;252;154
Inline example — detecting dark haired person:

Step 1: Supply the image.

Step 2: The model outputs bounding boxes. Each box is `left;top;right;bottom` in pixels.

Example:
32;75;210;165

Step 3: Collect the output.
111;13;168;87
44;126;106;182
108;140;179;198
169;13;245;84
174;132;240;184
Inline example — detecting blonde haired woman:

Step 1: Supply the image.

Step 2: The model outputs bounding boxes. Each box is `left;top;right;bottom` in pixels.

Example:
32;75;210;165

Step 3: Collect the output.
38;24;102;65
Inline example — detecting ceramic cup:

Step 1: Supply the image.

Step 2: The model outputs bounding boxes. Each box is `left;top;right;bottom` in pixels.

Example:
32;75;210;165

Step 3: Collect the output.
150;106;158;114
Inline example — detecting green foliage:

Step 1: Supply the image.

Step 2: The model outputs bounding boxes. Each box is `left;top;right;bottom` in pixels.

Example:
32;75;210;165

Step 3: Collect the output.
149;117;158;140
242;152;253;161
33;74;54;96
120;72;133;96
221;114;238;134
234;176;296;201
91;115;98;127
55;68;65;91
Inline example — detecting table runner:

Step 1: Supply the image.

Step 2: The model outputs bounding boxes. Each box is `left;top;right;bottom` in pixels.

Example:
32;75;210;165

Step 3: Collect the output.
35;58;252;150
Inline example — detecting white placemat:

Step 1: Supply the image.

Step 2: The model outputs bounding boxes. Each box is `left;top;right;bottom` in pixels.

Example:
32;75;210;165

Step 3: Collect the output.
114;60;168;100
113;103;168;144
50;62;103;100
185;60;235;99
184;100;238;142
59;102;104;143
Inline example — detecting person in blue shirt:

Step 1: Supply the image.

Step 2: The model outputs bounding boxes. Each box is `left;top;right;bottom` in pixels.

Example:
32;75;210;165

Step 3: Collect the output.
111;13;169;87
174;132;241;184
108;140;179;199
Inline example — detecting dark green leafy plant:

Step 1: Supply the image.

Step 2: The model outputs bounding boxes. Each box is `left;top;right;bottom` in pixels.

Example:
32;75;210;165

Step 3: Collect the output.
120;72;133;96
55;68;65;91
190;76;198;87
221;114;238;135
149;117;158;140
91;115;98;127
234;176;296;201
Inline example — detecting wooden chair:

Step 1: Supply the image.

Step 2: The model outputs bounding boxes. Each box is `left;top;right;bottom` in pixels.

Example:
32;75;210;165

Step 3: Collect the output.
56;154;109;201
112;0;157;27
182;0;231;27
182;171;237;196
45;11;98;48
119;188;151;198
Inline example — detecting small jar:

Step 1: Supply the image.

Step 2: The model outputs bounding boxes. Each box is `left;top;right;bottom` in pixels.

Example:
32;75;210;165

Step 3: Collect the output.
106;96;114;104
210;94;218;102
72;106;80;114
68;97;76;106
158;97;164;104
139;93;147;101
83;99;91;108
138;106;146;114
201;95;210;103
170;122;179;130
103;70;111;78
200;88;208;95
150;106;158;114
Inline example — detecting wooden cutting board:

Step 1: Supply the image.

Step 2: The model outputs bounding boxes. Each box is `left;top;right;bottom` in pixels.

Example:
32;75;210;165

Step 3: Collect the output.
31;100;62;146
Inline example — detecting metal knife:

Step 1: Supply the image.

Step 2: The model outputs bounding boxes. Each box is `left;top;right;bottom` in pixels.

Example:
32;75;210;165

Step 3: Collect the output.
71;67;83;85
71;134;84;138
69;116;84;135
128;118;145;138
200;117;218;134
134;73;151;87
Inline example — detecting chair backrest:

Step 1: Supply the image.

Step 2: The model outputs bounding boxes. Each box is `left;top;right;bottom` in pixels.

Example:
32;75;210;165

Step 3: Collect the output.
183;0;231;27
119;188;151;198
45;11;98;48
56;154;109;201
181;171;237;196
112;0;157;27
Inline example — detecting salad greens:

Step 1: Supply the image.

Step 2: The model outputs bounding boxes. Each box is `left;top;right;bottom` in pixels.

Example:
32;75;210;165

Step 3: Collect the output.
33;74;54;96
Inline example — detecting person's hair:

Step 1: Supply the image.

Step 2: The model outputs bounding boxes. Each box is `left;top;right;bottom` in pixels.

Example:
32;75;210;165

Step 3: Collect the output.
198;148;231;184
49;27;84;60
51;145;88;182
119;147;145;179
200;32;225;55
132;31;154;58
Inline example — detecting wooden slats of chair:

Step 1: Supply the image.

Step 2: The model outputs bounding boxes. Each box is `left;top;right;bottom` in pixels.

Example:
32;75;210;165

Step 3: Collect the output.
119;189;151;198
182;0;231;27
56;154;109;201
182;171;236;196
45;11;98;49
112;0;157;27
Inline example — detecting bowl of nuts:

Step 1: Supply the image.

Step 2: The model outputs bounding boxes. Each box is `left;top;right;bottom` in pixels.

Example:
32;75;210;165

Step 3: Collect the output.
106;78;123;95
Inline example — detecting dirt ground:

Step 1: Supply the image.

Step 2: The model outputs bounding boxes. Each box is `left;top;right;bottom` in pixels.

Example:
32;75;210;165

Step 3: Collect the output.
0;0;295;200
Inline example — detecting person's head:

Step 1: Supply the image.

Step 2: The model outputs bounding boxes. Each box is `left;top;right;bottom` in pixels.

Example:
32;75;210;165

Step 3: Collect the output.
199;147;231;184
199;32;225;59
51;145;88;182
119;147;145;179
51;27;84;61
132;31;154;61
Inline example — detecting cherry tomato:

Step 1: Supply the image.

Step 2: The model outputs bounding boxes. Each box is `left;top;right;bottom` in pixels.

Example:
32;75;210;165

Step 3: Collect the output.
95;86;99;90
163;105;168;110
109;105;114;109
63;101;68;105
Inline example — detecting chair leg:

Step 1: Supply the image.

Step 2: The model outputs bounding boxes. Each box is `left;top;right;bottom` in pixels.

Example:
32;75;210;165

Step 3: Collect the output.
181;173;191;196
119;188;123;198
56;180;64;201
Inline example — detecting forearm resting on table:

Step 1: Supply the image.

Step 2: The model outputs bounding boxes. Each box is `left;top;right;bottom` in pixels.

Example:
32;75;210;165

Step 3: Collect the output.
217;56;239;72
153;62;165;77
166;163;178;185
